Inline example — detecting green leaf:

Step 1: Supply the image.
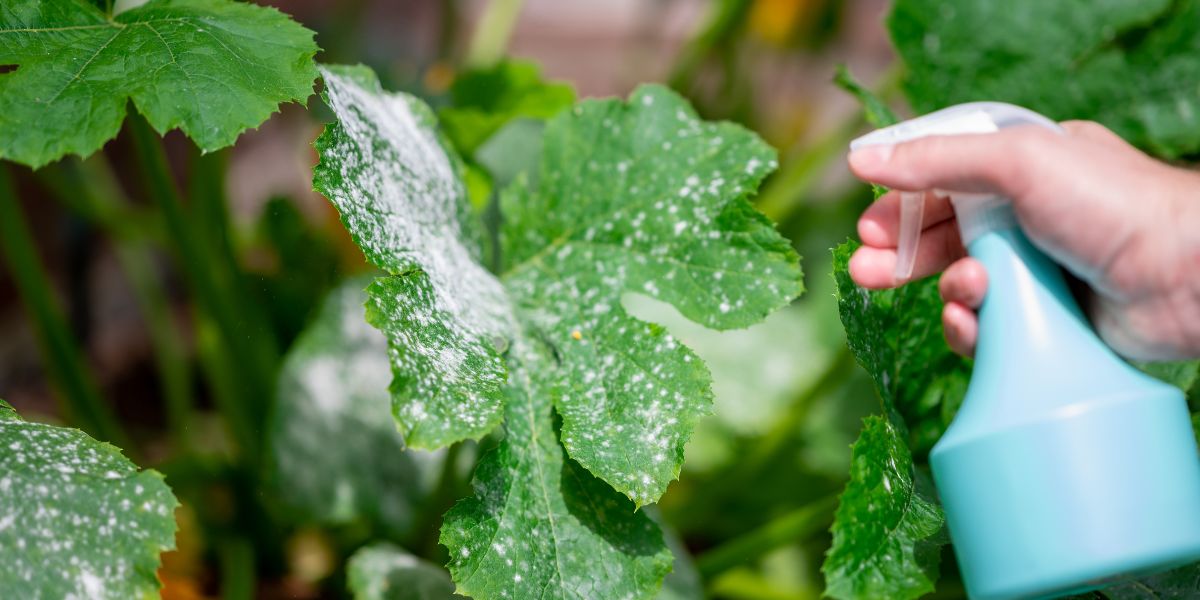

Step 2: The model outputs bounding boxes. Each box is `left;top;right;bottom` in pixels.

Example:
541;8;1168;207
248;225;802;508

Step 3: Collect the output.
439;60;575;155
440;340;673;600
1100;561;1200;599
315;65;799;598
0;400;178;598
823;243;956;600
316;65;800;503
832;241;970;454
888;0;1200;158
268;277;436;537
834;66;899;128
0;0;318;168
822;416;945;600
347;543;458;600
1139;360;1200;402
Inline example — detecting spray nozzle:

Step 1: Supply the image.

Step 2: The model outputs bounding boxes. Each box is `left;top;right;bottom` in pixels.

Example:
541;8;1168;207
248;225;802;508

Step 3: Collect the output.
850;102;1062;281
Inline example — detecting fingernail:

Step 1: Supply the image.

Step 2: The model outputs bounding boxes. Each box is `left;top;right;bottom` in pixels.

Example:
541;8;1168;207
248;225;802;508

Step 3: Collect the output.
848;145;893;172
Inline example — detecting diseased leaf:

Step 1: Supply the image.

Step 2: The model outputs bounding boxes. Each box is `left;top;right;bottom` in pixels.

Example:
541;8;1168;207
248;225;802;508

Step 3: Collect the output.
823;243;954;600
316;65;800;503
315;65;799;598
823;416;944;600
315;64;510;449
440;339;673;600
439;60;575;155
268;277;439;537
347;543;458;600
832;241;970;455
502;86;802;502
889;0;1200;158
0;400;178;598
0;0;318;168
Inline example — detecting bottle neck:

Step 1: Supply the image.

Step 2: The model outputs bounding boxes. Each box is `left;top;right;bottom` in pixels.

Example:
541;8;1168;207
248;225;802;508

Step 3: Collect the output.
960;208;1148;419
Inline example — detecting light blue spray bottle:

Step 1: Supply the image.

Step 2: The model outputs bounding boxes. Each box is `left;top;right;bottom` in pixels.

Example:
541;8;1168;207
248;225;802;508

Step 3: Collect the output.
851;103;1200;600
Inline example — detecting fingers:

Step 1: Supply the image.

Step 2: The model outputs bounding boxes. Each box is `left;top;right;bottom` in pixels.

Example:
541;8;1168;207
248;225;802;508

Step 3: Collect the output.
943;302;978;357
857;189;955;247
939;258;987;357
848;219;966;289
938;258;987;308
847;126;1062;196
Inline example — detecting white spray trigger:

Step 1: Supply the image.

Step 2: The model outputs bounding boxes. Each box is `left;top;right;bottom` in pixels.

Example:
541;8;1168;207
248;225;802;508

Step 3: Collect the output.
850;103;1059;283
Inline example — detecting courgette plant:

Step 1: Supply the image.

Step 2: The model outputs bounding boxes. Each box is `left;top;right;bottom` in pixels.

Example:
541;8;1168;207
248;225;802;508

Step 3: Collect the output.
5;0;1200;598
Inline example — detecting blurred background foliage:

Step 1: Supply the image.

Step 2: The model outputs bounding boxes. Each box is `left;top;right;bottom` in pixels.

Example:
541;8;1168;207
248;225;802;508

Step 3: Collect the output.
1;0;911;598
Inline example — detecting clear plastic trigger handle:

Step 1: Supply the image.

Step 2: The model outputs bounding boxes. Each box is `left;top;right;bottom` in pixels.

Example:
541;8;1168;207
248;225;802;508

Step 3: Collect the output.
894;191;924;280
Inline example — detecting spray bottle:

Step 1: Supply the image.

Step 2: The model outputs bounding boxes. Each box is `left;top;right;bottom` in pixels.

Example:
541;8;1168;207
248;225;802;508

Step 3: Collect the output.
851;103;1200;599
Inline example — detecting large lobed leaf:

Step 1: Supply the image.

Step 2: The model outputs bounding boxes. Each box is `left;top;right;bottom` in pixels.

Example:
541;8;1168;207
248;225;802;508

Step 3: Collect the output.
314;64;801;598
0;0;318;168
889;0;1200;158
0;399;178;598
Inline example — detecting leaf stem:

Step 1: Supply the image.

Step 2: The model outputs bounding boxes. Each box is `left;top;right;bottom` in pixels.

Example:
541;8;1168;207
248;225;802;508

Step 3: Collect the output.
0;165;129;449
127;113;270;463
465;0;526;68
755;63;904;224
695;493;839;578
668;0;753;93
41;157;197;453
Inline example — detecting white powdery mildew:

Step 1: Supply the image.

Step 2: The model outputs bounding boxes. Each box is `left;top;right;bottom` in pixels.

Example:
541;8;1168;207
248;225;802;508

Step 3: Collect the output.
0;415;176;599
270;279;425;532
318;67;515;446
499;85;800;503
441;338;673;600
319;67;511;333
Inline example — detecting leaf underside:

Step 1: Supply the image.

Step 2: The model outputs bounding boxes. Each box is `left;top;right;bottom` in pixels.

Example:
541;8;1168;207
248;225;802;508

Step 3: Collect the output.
889;0;1200;158
314;64;801;598
0;400;178;598
0;0;318;168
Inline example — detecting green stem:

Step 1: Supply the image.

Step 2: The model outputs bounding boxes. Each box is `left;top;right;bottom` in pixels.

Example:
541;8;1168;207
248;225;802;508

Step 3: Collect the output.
42;157;196;453
755;118;863;223
0;165;129;449
695;494;839;579
218;536;256;600
465;0;526;68
127;113;268;463
756;63;905;224
668;0;753;92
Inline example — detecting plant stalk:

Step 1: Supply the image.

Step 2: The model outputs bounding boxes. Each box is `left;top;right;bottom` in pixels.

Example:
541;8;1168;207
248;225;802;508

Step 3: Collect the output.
465;0;526;68
695;493;839;579
0;165;129;448
127;113;269;462
42;157;197;453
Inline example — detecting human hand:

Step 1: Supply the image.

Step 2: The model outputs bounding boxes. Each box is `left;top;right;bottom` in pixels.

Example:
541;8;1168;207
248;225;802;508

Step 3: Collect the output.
845;121;1200;361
